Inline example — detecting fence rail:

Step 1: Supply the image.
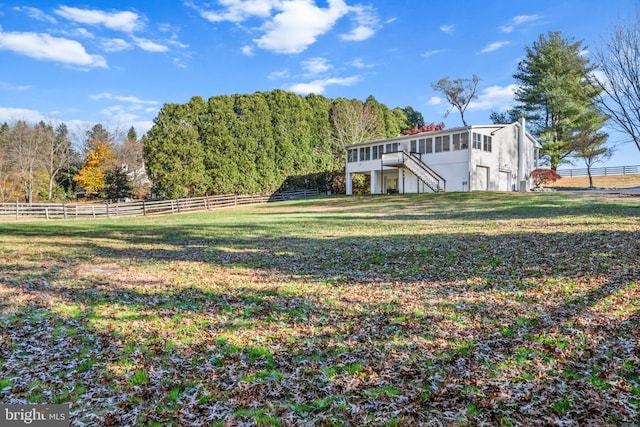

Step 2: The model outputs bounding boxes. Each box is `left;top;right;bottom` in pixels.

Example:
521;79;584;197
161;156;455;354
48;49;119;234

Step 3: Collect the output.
556;165;640;177
0;189;320;221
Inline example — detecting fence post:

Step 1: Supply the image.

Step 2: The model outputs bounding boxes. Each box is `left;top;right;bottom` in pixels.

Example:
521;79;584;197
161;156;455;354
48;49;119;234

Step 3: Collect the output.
143;200;147;216
63;202;67;220
92;205;96;218
106;203;110;218
15;200;18;220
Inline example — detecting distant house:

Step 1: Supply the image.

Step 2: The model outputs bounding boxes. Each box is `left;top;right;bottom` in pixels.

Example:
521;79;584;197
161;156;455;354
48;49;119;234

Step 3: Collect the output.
345;119;540;194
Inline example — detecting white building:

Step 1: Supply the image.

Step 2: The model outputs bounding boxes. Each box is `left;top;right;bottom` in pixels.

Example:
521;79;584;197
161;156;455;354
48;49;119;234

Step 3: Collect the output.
345;119;540;195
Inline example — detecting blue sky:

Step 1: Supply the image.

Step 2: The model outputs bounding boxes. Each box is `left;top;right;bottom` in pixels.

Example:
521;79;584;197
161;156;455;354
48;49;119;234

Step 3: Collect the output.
1;0;639;167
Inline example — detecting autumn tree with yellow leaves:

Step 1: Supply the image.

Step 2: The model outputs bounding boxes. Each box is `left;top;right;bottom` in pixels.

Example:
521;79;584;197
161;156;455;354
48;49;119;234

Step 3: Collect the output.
73;140;115;194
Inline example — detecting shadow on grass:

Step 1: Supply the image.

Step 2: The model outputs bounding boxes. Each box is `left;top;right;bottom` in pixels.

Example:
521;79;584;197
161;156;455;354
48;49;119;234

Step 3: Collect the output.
0;192;639;424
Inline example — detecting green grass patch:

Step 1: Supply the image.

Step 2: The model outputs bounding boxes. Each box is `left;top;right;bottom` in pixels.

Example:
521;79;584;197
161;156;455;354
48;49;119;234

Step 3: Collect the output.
1;192;639;425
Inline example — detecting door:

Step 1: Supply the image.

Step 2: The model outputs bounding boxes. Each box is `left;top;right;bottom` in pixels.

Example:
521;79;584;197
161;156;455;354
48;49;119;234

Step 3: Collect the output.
499;170;510;191
475;166;489;191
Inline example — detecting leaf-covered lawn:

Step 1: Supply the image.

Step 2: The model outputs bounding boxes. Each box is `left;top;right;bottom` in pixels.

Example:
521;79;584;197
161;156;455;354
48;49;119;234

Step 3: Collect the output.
0;192;638;426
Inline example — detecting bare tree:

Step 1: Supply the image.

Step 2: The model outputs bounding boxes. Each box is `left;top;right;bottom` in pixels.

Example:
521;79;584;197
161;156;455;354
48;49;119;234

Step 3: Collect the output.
0;123;20;201
431;74;480;127
330;98;384;147
9;121;41;203
593;16;640;153
40;122;72;200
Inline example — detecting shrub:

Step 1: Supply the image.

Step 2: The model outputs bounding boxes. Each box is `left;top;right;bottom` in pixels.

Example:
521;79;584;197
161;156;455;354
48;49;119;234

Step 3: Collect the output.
530;169;561;188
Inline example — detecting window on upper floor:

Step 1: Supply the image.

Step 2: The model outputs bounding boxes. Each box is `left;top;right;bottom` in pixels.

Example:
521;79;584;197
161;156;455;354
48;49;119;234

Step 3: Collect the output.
460;132;469;149
372;144;383;160
483;135;492;152
453;132;469;150
347;148;358;162
360;146;371;161
385;142;399;153
473;133;482;150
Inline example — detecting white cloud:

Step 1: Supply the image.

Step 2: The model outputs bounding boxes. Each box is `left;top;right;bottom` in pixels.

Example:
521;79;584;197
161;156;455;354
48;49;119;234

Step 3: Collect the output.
0;31;107;68
268;68;290;79
190;0;279;23
90;93;160;133
421;49;444;58
480;41;510;53
349;57;373;68
255;0;349;54
500;14;542;33
241;45;255;56
341;4;378;41
0;82;32;91
428;96;442;106
132;37;169;53
74;28;96;39
55;6;143;33
14;6;57;24
468;84;518;112
0;107;50;124
192;0;375;54
513;14;542;25
101;38;131;52
341;26;374;41
90;92;159;106
440;24;455;34
302;57;332;75
286;75;360;95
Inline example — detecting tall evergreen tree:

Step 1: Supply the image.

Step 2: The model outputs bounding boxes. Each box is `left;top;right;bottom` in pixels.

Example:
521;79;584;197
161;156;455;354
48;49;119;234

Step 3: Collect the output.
513;31;605;169
144;90;425;196
144;98;210;198
203;95;239;194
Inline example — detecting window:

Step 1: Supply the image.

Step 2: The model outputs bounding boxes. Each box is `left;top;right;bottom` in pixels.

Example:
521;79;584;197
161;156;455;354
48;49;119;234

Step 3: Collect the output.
372;144;383;160
452;132;469;150
460;132;469;149
442;135;450;151
435;136;442;152
483;135;492;152
425;138;433;153
347;149;358;162
360;146;371;161
385;142;399;153
473;133;483;150
410;140;417;152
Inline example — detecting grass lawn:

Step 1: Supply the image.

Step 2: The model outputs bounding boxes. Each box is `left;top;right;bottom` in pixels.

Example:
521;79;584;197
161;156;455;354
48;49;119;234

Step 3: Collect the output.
0;192;638;426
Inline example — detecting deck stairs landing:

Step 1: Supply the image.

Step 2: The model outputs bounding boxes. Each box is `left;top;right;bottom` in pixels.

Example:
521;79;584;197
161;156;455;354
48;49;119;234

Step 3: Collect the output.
382;150;446;193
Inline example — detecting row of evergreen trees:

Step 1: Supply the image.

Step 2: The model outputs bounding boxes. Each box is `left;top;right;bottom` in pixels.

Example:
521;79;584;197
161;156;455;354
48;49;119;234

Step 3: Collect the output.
144;90;422;198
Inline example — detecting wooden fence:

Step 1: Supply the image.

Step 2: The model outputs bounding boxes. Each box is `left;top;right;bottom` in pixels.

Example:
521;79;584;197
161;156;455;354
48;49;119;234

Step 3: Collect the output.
556;165;640;178
0;189;321;221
